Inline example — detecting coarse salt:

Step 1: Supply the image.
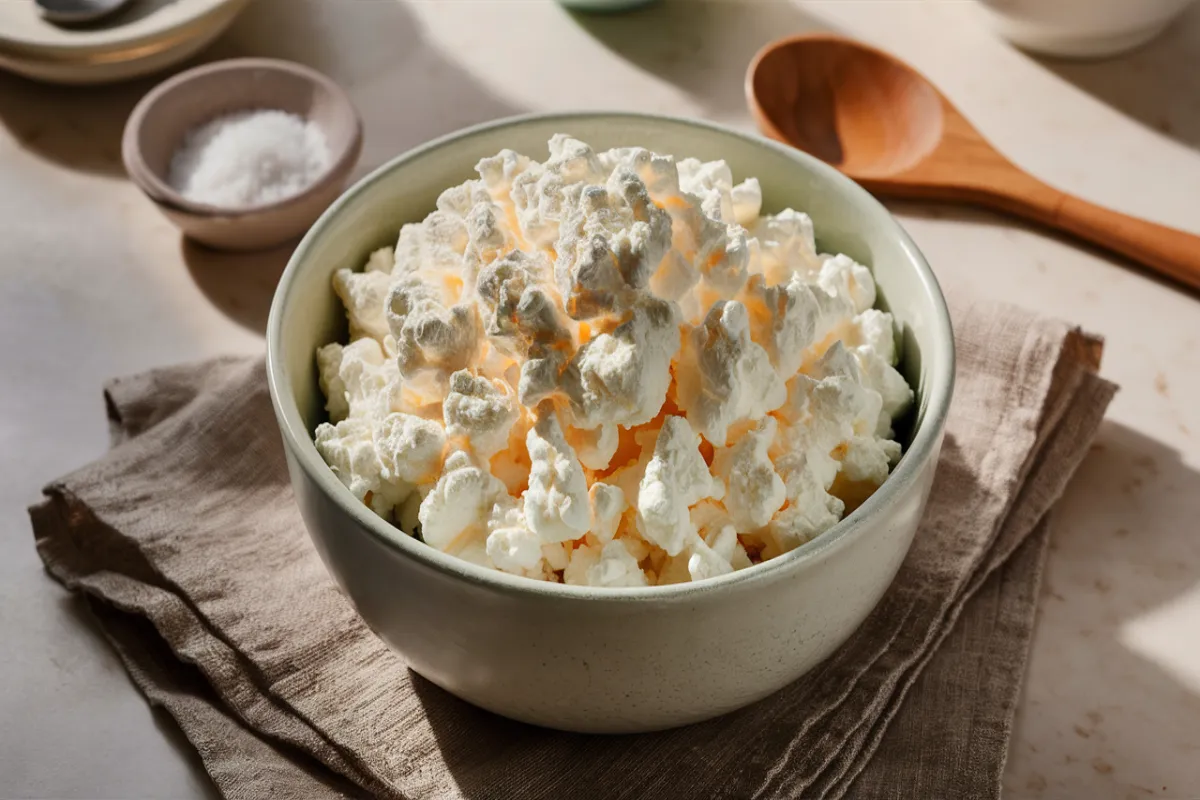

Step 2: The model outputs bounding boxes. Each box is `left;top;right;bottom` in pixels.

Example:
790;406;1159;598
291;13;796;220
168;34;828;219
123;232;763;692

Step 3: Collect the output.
168;109;331;209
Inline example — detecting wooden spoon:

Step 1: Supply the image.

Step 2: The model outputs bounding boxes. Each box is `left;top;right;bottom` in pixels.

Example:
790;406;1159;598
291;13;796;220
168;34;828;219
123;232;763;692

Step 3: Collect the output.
747;34;1200;291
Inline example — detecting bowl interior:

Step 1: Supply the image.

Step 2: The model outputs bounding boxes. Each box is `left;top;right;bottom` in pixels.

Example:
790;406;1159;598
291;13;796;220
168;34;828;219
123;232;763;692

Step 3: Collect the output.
129;59;360;211
270;113;954;584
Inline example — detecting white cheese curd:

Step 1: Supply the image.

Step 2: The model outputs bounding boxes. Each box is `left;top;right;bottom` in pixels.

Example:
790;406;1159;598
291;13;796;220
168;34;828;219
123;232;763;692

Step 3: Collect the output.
637;416;722;557
314;136;915;585
523;402;592;543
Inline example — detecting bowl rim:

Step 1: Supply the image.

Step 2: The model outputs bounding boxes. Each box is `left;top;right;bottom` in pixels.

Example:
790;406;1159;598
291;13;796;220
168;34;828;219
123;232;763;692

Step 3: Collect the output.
121;57;363;219
266;111;956;603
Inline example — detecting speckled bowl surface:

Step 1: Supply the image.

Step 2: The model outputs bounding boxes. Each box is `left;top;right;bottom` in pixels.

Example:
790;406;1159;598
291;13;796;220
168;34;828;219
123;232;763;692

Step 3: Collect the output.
266;112;955;733
122;58;362;251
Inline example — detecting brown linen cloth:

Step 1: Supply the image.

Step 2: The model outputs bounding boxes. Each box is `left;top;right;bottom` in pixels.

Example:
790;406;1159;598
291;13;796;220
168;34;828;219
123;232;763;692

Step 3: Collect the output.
30;299;1116;800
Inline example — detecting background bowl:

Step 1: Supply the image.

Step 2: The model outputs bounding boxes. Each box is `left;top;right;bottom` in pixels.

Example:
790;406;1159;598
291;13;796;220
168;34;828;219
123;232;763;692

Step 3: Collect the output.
0;0;252;85
974;0;1196;58
267;112;955;733
122;58;362;251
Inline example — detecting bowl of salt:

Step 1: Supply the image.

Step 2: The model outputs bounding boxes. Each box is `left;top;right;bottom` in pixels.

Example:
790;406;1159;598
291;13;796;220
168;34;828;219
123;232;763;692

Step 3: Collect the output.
122;58;362;251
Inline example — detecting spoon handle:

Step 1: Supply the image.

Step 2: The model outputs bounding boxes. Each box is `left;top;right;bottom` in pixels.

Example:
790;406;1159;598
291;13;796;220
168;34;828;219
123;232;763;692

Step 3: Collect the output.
979;166;1200;292
1053;194;1200;291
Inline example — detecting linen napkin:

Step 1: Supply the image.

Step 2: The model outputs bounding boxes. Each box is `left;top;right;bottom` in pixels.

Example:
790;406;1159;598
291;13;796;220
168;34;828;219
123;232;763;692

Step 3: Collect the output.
31;298;1115;800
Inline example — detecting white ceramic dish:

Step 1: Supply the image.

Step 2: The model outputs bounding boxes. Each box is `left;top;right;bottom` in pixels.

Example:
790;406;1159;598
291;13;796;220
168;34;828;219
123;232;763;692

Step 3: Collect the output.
0;0;250;84
975;0;1195;58
266;112;955;733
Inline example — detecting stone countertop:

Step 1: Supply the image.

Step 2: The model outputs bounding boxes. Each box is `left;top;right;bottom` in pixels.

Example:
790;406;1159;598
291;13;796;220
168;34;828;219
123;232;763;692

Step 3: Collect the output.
1;1;1197;797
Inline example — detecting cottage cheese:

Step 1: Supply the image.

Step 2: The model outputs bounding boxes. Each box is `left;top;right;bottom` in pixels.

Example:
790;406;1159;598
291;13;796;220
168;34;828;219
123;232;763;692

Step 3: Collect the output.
313;136;914;586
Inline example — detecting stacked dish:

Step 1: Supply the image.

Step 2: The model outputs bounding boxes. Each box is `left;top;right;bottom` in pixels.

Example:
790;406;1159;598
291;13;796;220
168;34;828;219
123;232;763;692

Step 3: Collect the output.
0;0;251;84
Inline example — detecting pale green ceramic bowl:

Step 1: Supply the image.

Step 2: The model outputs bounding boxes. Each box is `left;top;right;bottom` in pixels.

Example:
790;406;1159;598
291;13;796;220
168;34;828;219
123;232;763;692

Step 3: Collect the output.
266;112;955;733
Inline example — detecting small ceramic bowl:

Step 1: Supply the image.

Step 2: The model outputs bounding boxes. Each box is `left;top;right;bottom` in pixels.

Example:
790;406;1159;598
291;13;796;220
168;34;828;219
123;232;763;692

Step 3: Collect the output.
267;112;955;733
122;58;362;251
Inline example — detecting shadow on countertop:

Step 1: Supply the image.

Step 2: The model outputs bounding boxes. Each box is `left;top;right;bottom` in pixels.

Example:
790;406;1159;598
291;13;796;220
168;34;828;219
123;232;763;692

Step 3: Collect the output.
568;0;833;119
1033;3;1200;150
1006;420;1200;797
0;71;157;176
182;238;296;335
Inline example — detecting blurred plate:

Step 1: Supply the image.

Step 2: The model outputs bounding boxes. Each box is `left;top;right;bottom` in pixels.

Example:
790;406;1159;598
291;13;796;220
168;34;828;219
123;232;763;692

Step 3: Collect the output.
0;0;251;84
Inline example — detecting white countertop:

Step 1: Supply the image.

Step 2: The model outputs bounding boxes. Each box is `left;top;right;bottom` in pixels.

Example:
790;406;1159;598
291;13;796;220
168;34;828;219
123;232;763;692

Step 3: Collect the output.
2;1;1198;797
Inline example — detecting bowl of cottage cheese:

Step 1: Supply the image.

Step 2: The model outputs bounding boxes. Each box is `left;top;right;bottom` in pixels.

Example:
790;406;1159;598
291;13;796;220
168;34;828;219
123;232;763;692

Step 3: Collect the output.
267;113;954;733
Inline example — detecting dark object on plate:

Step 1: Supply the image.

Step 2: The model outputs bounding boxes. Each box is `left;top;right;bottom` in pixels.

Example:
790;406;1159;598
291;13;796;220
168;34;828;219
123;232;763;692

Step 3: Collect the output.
35;0;133;25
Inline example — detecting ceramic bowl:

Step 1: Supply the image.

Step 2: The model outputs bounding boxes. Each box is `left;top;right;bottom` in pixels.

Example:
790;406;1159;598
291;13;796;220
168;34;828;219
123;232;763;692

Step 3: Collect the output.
122;58;362;251
266;112;955;733
0;0;252;85
974;0;1196;58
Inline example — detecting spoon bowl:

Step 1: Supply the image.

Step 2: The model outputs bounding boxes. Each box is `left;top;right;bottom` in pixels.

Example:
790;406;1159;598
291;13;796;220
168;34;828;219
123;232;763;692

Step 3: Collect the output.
747;34;1200;291
750;37;943;180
